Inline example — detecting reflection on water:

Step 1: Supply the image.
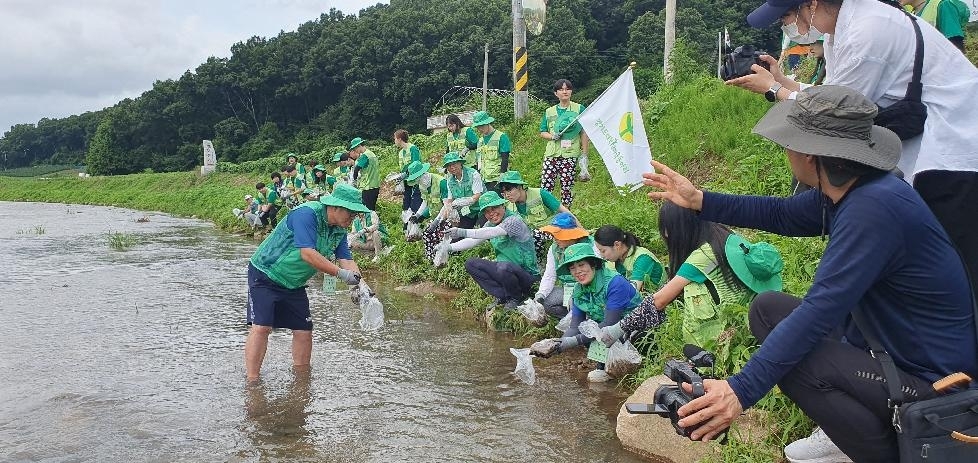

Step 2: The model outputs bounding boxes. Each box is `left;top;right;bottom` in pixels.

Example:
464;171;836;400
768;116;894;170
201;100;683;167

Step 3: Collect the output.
0;201;643;462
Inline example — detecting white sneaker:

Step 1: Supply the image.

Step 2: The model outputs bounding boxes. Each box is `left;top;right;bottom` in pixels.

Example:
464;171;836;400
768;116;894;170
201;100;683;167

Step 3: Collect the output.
784;428;853;463
587;369;611;383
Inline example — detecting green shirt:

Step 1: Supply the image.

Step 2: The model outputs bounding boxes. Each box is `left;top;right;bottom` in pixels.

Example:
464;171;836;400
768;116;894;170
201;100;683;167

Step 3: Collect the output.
539;102;587;131
513;189;560;216
354;149;381;190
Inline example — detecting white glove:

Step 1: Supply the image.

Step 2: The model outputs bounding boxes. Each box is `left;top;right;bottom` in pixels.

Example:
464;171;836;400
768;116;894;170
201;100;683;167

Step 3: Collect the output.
446;227;467;239
336;268;361;286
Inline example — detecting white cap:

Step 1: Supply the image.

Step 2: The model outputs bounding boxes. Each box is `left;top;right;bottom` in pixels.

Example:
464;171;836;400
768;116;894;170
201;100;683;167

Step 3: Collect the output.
244;194;254;200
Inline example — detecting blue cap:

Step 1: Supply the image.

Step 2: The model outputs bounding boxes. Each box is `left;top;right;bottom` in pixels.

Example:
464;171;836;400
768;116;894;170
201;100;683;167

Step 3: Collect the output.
747;0;807;28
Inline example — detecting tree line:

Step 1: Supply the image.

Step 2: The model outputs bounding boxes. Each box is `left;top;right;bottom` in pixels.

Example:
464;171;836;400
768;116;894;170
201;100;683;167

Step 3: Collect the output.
1;0;776;175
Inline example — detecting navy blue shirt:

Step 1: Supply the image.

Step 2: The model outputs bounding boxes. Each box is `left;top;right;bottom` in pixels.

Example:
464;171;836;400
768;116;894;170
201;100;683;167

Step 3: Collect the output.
286;206;352;260
700;173;975;409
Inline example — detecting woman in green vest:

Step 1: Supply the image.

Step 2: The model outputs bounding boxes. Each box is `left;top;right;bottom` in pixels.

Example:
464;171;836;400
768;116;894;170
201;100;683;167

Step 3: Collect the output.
529;242;642;382
394;129;423;223
597;201;784;348
471;111;511;191
309;164;333;196
534;212;592;317
401;160;450;260
445;114;478;169
441;191;540;310
443;151;485;229
497;170;570;256
330;151;352;186
538;79;591;207
348;209;389;263
593;224;667;293
348;137;381;211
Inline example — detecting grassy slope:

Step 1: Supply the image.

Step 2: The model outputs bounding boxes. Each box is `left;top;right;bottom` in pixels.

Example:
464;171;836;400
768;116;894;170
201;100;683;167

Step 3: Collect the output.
0;76;823;461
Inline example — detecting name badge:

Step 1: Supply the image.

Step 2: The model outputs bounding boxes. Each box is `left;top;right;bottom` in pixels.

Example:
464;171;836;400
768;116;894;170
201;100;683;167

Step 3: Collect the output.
560;139;572;149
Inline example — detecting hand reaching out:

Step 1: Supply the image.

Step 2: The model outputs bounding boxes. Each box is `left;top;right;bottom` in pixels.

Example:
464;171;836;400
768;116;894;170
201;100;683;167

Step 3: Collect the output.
642;160;704;210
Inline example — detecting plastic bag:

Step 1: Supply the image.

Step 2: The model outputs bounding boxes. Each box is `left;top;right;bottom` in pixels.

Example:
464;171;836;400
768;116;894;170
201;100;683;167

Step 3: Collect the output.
432;235;452;267
555;311;573;333
578;153;591;181
393;182;405;195
510;347;536;385
578;319;601;339
356;281;384;331
605;339;642;378
405;221;422;241
517;299;548;327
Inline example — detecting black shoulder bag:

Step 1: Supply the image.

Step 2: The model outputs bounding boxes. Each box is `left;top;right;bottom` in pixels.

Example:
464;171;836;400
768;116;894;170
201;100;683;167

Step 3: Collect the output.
852;250;978;462
873;9;928;140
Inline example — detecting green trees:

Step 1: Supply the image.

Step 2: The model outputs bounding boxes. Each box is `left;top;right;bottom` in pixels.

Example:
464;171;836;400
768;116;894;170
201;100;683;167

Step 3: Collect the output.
86;114;128;175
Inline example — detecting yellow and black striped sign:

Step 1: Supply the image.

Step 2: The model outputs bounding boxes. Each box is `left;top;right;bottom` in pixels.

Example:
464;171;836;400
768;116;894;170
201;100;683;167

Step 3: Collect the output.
514;46;528;91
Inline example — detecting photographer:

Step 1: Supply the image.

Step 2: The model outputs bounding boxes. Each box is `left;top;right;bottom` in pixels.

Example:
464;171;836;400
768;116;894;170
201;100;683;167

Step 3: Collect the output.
731;0;978;292
643;86;975;463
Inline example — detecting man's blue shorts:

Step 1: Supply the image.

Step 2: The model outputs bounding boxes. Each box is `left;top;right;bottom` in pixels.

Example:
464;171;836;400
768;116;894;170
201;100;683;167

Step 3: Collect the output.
247;263;312;330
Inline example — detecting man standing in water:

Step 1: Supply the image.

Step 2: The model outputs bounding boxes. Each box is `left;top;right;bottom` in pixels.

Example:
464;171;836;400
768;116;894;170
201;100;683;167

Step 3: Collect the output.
245;183;369;381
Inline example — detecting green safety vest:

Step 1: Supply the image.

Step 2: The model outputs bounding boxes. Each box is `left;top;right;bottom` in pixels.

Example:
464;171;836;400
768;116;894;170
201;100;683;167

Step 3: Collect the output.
357;149;381;190
487;211;540;276
447;167;479;218
680;243;755;346
422;173;447;212
571;267;642;323
259;187;283;206
249;201;349;289
608;245;668;291
398;143;418;171
332;166;350;186
544;102;584;158
550;236;594;285
353;213;389;243
477;130;504;182
447;127;477;169
505;187;554;229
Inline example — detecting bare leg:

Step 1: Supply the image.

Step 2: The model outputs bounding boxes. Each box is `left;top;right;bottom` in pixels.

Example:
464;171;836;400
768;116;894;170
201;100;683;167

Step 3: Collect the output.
292;329;312;370
245;324;273;381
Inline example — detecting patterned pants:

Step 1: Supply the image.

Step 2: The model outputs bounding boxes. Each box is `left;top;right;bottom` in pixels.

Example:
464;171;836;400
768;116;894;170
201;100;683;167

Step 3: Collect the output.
540;156;578;207
422;219;452;261
532;230;551;259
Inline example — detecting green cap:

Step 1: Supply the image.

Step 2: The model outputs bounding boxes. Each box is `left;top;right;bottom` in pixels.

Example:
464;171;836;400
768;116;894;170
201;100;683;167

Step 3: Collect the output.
442;151;465;167
404;160;432;183
471;111;495;127
286;152;298;160
331;151;345;162
557;242;604;276
348;137;365;151
724;234;784;293
320;183;371;213
313;164;327;172
477;191;507;212
497;170;528;186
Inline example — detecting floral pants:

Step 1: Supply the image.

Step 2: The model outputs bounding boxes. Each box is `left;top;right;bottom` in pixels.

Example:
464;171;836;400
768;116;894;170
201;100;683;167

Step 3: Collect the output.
540;156;578;207
422;219;453;261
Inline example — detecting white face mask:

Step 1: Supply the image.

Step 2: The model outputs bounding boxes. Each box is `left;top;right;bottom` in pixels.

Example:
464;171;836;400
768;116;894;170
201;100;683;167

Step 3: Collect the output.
781;5;823;44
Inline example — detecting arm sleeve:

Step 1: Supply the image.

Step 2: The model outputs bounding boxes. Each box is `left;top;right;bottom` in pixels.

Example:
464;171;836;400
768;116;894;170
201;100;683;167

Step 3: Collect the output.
538;249;558;296
539;189;561;213
410;145;421;163
822;22;909;104
676;263;708;283
500;152;510;173
937;1;965;39
334;233;353;260
439;179;449;200
605;276;638;312
499;133;512;154
465;127;478;150
631;254;665;287
356;155;369;169
539;114;549;133
564;305;587;337
463;225;508;240
448;237;485;252
287;208;319;248
497;215;533;242
727;200;904;409
699;190;825;237
470;170;485;194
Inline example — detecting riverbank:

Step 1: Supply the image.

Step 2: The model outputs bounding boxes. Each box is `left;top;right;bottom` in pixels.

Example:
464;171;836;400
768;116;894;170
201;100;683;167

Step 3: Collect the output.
1;76;825;461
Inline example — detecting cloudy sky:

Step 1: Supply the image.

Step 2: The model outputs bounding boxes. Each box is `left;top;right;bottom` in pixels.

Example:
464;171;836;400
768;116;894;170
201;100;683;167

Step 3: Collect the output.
0;0;388;136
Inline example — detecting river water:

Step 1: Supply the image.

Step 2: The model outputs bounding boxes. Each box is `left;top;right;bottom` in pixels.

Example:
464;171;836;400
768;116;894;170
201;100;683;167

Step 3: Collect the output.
0;202;644;462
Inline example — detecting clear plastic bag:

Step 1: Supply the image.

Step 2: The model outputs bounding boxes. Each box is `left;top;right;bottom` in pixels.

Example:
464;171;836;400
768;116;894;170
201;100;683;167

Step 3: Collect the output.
517;299;548;327
432;235;452;267
356;281;384;331
578;153;591;181
405;221;422;241
393;182;405;195
555;311;573;333
578;319;601;339
510;347;536;385
605;339;642;378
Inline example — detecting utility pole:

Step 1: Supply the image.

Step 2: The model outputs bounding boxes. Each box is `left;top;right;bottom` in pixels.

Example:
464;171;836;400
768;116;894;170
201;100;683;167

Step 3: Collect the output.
483;43;489;112
663;0;677;83
512;0;529;119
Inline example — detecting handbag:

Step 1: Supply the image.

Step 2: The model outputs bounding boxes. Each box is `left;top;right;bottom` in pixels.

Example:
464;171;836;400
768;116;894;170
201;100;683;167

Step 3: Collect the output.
852;249;978;462
874;9;927;140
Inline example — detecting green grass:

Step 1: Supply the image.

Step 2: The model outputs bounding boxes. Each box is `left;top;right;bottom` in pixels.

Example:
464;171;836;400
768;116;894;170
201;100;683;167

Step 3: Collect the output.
107;232;138;250
0;164;80;177
16;225;46;235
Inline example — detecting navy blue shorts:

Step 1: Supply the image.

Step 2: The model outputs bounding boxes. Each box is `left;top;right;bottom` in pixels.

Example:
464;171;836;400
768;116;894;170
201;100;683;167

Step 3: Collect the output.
247;263;312;330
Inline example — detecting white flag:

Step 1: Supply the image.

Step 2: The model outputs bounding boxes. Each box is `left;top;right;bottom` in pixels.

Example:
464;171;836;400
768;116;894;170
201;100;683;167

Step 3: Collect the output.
576;68;653;189
724;27;731;48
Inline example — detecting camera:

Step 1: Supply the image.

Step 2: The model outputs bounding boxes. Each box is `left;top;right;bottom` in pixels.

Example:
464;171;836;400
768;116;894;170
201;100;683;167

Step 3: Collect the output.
624;344;728;440
720;45;770;81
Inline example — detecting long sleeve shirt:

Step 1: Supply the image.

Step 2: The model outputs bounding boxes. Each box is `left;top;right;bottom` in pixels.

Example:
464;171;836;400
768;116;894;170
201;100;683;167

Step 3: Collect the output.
701;173;976;409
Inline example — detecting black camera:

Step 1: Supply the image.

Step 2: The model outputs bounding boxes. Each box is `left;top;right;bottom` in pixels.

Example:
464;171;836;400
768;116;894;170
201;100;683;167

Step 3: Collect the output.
624;344;727;440
720;45;770;81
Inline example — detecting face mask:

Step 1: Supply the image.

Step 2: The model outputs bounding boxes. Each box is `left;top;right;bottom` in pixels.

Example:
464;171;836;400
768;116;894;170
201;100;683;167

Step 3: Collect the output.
781;5;823;44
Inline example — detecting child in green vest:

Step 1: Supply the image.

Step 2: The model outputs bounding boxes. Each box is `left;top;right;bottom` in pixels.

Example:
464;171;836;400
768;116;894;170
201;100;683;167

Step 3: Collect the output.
534;212;592;317
593;225;667;294
597;202;784;348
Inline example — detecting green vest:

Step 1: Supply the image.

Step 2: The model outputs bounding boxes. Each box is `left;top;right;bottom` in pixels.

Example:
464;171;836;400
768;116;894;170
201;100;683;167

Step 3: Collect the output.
550;237;594;285
357;149;381;190
609;245;668;290
447;128;477;168
353;213;389;243
544;102;584;158
398;143;417;171
505;187;554;229
447;167;479;218
917;0;943;26
249;201;349;289
572;267;642;323
681;243;755;346
422;173;447;211
332;166;350;186
487;212;540;276
477;130;504;182
259;188;283;206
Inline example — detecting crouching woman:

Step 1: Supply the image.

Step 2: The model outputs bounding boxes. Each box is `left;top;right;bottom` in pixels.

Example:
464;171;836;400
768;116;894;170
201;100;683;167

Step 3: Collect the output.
531;243;641;382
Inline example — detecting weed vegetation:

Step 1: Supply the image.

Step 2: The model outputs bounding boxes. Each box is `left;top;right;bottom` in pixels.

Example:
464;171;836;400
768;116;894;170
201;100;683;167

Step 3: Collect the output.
107;232;138;251
0;74;824;461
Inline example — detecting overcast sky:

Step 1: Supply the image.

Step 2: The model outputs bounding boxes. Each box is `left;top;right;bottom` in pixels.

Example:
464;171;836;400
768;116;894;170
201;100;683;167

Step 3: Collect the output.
0;0;389;136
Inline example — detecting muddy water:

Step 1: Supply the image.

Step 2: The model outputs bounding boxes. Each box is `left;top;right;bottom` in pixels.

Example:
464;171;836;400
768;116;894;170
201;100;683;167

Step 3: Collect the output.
0;202;645;462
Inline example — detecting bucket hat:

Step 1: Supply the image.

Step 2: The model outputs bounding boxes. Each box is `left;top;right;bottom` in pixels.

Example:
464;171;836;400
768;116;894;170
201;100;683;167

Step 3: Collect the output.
404;160;432;183
557;242;604;275
747;0;808;28
724;234;784;293
320;183;370;213
313;164;327;172
285;152;298;160
752;85;902;171
331;151;345;163
539;212;588;241
477;191;507;212
348;137;365;151
442;151;465;167
497;170;528;186
471;111;495;127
